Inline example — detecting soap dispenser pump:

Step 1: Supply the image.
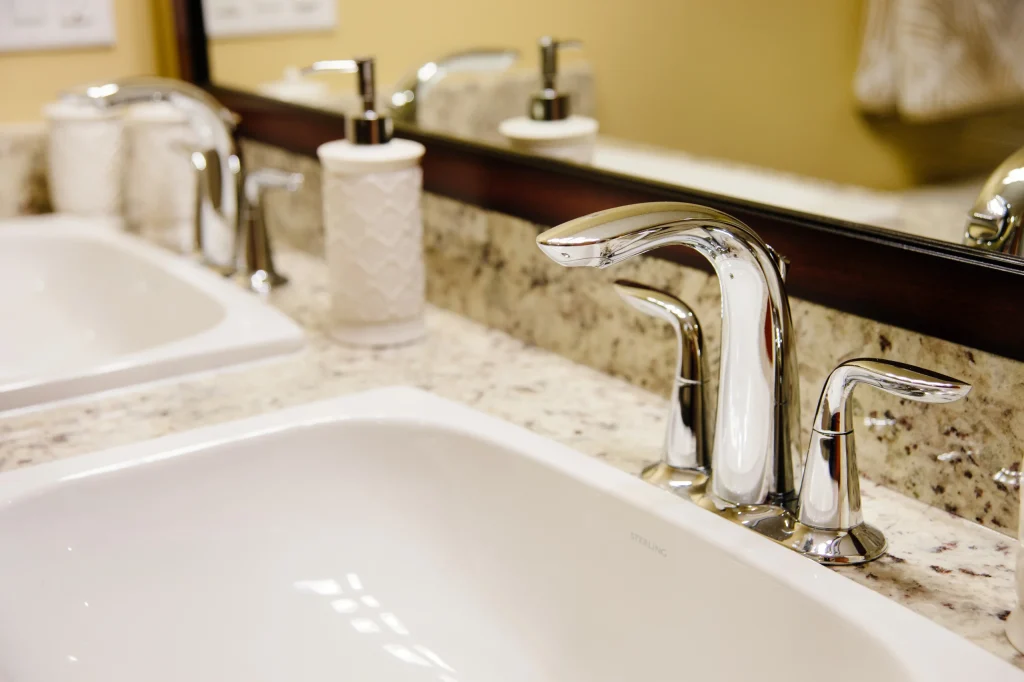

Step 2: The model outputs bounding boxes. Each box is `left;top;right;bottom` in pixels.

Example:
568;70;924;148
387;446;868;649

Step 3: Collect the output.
303;58;394;143
313;57;428;347
499;37;599;164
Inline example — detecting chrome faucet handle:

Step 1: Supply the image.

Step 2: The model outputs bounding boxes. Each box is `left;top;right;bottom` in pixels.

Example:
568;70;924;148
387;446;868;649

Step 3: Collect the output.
613;280;711;492
532;37;583;121
245;168;304;197
234;168;304;294
795;358;971;564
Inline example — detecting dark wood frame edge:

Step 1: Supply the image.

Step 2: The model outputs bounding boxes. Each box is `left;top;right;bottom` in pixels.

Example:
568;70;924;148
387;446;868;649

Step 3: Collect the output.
173;0;1024;362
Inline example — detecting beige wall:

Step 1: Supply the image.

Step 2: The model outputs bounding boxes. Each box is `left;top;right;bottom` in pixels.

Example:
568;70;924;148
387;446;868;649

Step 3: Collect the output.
0;0;166;123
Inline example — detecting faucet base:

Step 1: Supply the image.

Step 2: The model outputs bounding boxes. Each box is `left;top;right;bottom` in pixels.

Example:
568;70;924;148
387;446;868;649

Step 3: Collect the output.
670;488;888;565
769;519;887;566
719;503;886;565
234;269;288;295
639;461;708;493
210;263;237;278
190;251;236;278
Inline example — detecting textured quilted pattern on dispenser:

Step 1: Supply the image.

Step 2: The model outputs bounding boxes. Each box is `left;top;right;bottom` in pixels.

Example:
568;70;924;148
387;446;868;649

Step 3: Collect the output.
324;166;425;324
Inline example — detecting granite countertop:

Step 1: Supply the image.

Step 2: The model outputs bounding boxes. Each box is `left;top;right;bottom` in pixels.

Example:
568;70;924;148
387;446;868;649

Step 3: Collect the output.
0;246;1021;670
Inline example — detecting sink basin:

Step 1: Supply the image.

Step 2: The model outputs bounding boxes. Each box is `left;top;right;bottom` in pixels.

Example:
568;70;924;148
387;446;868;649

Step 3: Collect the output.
0;387;1016;681
0;215;302;411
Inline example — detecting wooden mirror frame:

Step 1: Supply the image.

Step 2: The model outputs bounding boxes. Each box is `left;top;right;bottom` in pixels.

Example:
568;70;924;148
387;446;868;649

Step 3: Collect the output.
172;0;1024;361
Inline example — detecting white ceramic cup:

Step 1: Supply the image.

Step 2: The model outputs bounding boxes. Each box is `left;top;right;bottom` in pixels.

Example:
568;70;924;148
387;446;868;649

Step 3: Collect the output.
44;100;125;217
125;102;196;251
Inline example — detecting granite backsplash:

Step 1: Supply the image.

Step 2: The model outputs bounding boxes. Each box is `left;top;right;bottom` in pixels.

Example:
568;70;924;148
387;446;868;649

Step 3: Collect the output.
242;139;1024;537
3;124;1018;536
0;123;49;218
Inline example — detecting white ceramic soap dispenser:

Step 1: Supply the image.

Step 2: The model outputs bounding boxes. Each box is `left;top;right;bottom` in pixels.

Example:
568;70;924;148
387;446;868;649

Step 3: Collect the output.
499;36;598;164
314;57;427;347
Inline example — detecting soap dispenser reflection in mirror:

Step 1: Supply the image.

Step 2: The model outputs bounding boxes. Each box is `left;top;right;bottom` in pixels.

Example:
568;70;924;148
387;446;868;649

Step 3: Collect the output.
499;37;599;164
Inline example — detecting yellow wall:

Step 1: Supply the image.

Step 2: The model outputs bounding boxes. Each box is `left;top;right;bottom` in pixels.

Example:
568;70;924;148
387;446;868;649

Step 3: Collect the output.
208;0;911;188
0;0;166;123
2;0;1012;188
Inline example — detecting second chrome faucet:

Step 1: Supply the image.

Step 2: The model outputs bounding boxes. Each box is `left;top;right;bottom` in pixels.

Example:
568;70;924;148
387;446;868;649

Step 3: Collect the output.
537;201;971;565
64;76;297;293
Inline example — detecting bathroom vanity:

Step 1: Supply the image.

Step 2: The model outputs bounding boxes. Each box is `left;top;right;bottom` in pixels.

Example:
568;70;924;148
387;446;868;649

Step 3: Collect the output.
2;0;1024;678
0;245;1020;679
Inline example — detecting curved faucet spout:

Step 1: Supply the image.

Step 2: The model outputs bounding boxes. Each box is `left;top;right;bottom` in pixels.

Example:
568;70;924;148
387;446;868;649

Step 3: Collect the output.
63;77;242;264
537;202;801;507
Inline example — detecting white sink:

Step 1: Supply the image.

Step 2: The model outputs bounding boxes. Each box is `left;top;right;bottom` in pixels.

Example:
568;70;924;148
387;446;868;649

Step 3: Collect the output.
0;387;1016;681
0;215;303;411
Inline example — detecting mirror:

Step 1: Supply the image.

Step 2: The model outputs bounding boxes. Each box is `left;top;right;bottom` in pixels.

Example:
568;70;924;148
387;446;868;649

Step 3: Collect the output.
204;0;1024;258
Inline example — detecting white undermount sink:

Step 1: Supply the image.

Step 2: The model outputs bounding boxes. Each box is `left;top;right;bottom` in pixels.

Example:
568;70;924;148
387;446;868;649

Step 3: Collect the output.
0;214;303;411
0;387;1017;681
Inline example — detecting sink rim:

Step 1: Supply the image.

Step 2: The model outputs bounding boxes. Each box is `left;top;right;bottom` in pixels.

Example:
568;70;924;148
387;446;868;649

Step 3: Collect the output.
0;214;304;413
0;385;1017;680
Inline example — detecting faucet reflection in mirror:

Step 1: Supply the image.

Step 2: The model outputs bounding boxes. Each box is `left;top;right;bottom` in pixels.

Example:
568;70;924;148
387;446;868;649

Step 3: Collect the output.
538;202;972;564
390;48;520;125
965;145;1024;256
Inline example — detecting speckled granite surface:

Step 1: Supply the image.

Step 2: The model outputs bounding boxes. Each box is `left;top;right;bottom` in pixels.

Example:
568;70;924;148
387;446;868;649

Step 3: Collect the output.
243;139;1024;538
0;123;49;218
0;245;1020;669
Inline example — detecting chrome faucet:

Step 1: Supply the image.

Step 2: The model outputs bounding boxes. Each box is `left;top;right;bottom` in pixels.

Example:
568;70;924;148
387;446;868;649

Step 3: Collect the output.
64;77;242;272
538;202;972;565
537;202;802;509
964;145;1024;255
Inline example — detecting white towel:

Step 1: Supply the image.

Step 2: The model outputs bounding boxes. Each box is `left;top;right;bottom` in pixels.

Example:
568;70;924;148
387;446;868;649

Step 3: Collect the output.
855;0;1024;121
